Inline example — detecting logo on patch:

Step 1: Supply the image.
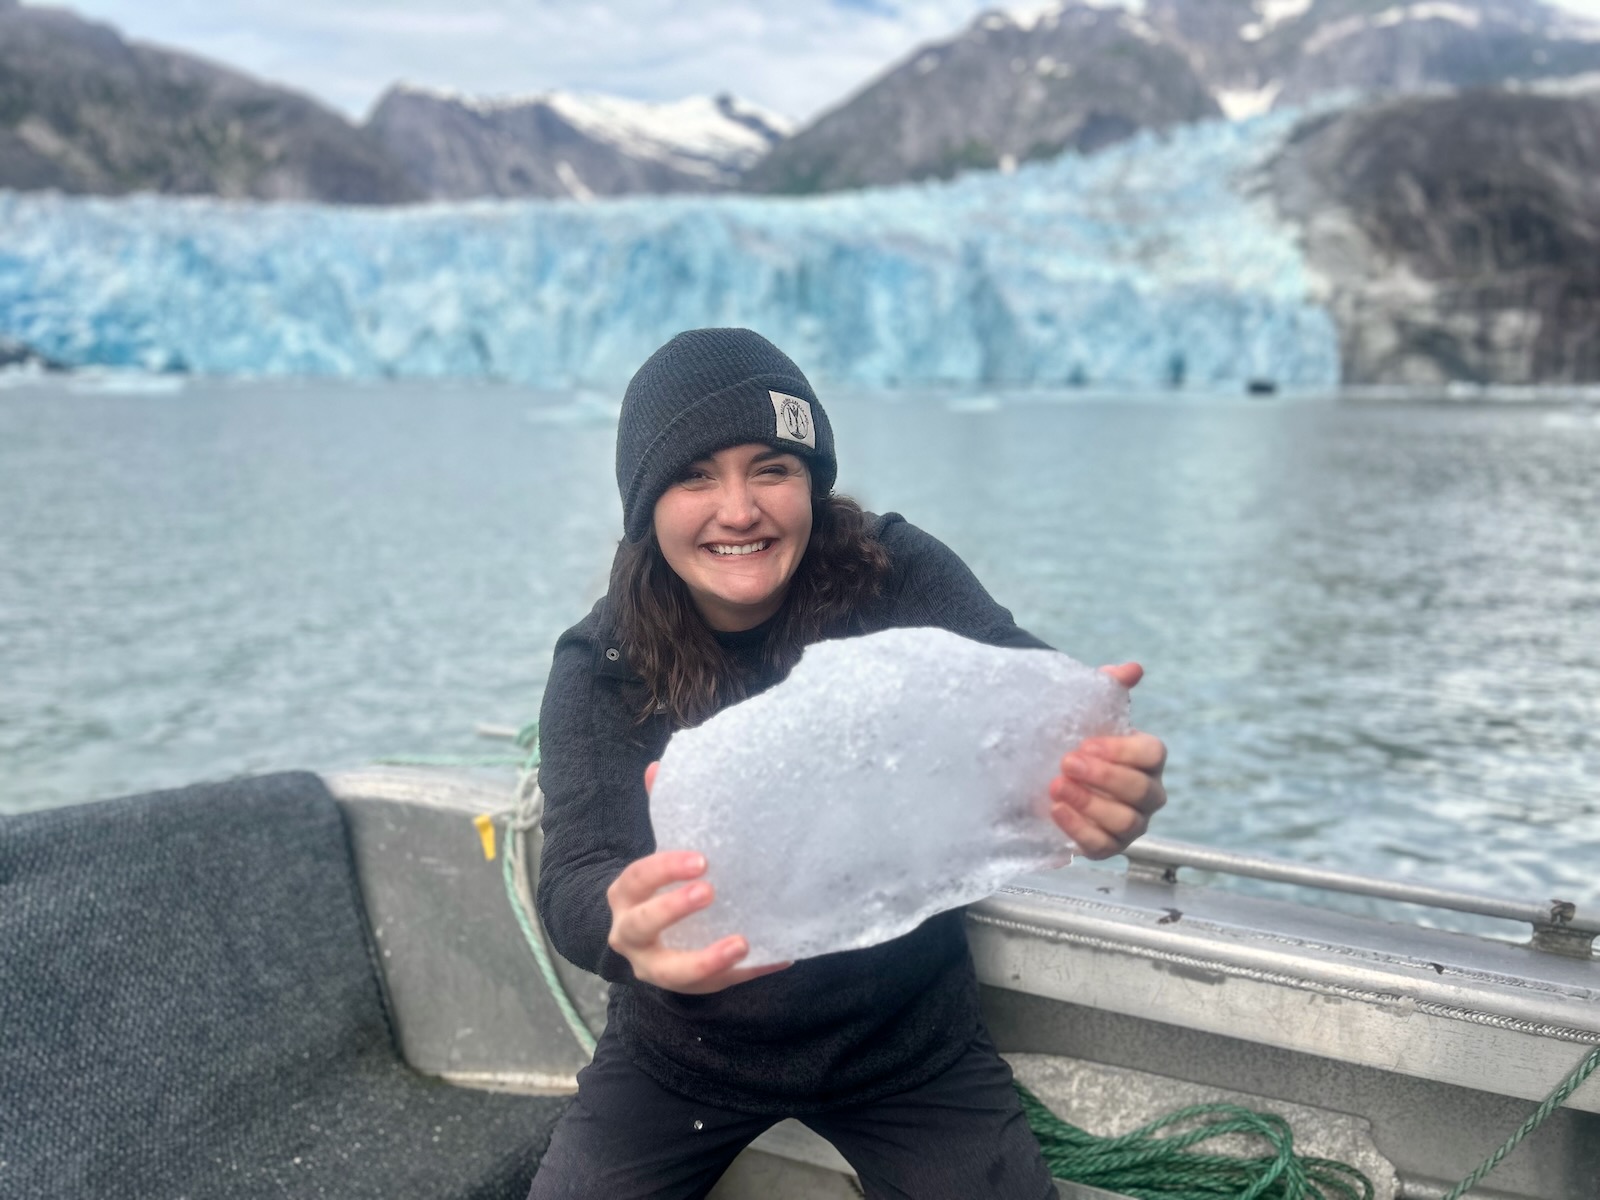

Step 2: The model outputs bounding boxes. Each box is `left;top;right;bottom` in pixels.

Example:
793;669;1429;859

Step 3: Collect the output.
769;390;816;449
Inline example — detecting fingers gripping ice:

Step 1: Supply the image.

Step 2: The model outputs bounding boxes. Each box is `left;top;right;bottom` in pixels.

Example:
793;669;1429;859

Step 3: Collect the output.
649;627;1131;966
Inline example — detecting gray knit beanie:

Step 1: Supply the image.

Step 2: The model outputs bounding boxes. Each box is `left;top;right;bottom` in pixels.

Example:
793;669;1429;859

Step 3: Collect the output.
615;328;837;542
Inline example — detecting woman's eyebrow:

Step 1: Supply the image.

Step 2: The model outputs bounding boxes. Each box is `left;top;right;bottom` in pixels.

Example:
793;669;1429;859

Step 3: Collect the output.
752;450;798;463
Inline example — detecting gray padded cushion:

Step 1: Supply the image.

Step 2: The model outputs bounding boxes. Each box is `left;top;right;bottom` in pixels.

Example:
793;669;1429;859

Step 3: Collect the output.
0;772;567;1198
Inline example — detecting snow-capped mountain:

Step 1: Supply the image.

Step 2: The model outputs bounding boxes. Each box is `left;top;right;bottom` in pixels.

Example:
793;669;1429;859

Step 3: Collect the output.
365;86;790;200
743;3;1220;193
746;0;1600;192
1144;0;1600;116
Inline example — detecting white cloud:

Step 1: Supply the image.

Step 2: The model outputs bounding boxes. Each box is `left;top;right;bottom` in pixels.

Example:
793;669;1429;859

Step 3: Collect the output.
30;0;1600;123
39;0;987;121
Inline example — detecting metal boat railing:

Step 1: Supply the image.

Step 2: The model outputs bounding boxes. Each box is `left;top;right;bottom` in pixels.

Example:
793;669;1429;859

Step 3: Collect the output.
1122;837;1597;957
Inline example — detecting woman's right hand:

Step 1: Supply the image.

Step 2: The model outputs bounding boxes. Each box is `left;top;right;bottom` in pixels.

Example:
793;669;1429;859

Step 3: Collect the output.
604;763;792;995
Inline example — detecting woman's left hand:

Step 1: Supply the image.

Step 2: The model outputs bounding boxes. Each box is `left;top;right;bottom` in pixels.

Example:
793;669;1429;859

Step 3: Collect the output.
1048;662;1168;859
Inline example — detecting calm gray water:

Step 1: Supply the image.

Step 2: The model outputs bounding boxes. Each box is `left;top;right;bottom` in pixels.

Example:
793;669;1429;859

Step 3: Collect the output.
2;375;1597;921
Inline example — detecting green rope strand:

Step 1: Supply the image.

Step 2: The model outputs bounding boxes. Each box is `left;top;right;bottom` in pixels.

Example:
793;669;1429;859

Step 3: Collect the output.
376;753;528;768
501;808;597;1056
1015;1085;1374;1200
1440;1043;1600;1200
379;723;547;770
496;726;599;1056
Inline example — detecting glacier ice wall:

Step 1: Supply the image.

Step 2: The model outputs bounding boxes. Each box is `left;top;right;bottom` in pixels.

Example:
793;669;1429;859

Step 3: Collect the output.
0;111;1338;389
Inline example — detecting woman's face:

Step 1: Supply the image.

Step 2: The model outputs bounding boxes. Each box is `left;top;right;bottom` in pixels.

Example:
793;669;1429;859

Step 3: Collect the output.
652;443;814;632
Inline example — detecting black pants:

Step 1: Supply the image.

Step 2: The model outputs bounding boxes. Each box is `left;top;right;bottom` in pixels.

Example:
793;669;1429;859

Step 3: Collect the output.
526;1026;1055;1200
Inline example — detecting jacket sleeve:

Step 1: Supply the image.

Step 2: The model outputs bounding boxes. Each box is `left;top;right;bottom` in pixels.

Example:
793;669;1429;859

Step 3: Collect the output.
876;514;1054;651
534;637;655;983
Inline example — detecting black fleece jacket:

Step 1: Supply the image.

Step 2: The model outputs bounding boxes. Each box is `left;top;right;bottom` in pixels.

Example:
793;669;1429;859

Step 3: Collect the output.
535;513;1049;1115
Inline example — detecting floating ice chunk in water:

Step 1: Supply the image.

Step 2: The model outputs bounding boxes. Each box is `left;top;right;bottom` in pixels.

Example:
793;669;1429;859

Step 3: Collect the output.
650;626;1131;966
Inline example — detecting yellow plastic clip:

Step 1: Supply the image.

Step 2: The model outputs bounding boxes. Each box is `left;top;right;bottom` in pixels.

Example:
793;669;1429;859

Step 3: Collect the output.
473;813;497;862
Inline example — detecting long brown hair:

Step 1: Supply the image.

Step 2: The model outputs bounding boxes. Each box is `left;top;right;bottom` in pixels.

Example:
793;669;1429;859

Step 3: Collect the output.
611;494;891;726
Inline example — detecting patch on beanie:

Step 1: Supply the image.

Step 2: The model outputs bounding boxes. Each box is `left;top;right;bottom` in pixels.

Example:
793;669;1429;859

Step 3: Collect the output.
769;391;817;449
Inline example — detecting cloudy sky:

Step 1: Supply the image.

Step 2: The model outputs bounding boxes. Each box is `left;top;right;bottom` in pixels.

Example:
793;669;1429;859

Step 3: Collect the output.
39;0;1600;123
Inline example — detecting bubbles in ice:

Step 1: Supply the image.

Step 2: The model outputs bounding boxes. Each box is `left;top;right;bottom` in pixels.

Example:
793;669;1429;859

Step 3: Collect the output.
649;626;1131;966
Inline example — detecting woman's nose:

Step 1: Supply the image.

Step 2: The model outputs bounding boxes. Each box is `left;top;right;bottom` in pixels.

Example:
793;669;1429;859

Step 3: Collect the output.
715;479;760;527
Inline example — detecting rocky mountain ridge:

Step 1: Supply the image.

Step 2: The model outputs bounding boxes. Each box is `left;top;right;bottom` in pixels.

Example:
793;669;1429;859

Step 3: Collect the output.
1146;0;1600;117
6;0;1600;202
0;3;784;203
0;1;416;202
742;4;1220;193
748;0;1600;192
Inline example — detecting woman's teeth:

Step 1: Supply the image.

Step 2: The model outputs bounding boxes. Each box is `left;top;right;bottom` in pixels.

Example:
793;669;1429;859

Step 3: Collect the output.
708;540;771;556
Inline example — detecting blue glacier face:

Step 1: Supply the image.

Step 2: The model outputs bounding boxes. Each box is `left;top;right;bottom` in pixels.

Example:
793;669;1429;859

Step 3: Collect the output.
0;110;1339;389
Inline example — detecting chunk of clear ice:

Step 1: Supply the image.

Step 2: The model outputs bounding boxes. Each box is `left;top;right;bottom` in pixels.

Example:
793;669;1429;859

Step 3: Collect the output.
650;626;1131;966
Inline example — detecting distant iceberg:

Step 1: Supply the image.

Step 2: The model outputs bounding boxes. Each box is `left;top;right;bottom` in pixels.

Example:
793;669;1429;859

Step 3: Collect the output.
0;111;1338;389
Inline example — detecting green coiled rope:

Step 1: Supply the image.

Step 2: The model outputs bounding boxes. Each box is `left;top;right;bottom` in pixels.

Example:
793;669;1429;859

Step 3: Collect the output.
1013;1039;1600;1200
1015;1086;1373;1200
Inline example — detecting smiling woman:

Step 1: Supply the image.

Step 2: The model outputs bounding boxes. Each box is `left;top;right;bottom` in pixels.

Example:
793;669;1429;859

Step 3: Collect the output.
652;445;814;632
527;327;1168;1199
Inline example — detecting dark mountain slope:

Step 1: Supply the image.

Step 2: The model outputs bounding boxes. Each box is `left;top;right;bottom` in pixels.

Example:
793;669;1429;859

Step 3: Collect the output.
743;5;1220;194
0;2;416;202
1272;88;1600;383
